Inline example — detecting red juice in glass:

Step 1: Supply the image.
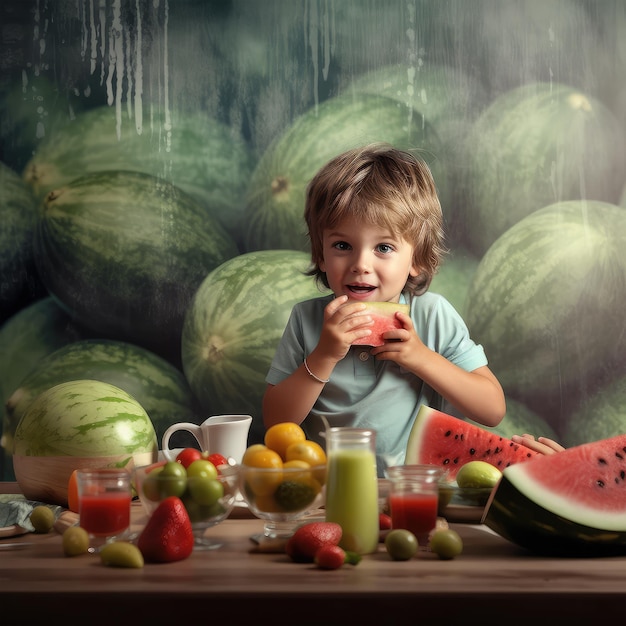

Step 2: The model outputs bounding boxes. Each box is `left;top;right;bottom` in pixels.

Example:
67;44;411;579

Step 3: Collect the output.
79;491;132;536
388;492;438;545
76;469;132;546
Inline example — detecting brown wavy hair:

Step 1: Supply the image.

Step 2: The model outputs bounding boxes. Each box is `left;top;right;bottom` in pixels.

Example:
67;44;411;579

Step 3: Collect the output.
304;143;447;296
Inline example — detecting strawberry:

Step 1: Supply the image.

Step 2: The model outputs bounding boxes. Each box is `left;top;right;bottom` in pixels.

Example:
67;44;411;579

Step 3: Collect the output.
314;544;346;569
379;513;392;530
137;496;194;563
285;521;342;563
314;545;362;570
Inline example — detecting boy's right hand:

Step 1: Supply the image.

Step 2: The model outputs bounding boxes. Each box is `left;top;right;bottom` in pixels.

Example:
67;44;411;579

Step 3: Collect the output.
317;296;373;362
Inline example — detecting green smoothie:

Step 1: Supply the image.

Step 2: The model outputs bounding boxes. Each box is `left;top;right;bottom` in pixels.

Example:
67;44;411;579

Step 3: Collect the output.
325;447;379;554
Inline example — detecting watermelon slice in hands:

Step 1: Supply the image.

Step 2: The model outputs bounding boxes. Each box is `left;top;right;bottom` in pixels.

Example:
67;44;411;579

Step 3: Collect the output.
351;301;409;347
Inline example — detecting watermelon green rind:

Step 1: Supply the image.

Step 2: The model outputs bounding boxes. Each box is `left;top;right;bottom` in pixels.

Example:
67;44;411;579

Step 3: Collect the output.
484;434;626;556
34;170;239;356
13;379;158;458
484;473;626;557
0;162;45;325
464;82;625;256
352;302;409;346
464;201;626;400
181;250;328;444
406;405;537;480
23;105;255;237
3;339;201;451
243;93;444;252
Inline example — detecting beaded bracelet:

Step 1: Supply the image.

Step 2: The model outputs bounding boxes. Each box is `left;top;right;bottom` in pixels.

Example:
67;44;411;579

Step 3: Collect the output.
304;358;330;384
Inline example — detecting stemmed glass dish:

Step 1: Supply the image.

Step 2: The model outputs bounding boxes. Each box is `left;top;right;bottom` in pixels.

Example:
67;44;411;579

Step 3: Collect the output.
238;463;326;538
133;461;240;550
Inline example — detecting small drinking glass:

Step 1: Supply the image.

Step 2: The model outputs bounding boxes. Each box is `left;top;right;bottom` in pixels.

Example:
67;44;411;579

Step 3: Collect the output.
386;464;443;548
76;468;132;552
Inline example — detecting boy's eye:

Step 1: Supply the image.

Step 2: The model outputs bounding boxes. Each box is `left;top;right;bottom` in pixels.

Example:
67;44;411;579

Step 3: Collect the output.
332;241;351;250
377;243;394;254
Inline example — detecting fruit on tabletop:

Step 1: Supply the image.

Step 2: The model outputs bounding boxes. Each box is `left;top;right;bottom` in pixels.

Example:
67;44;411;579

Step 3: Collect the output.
285;521;343;563
274;479;320;512
100;541;144;569
62;526;90;557
29;506;55;534
67;470;80;513
314;544;362;570
379;513;392;531
242;444;283;469
406;405;538;481
186;458;219;480
12;379;158;507
456;461;503;489
264;422;306;461
483;432;626;557
137;496;194;563
350;301;410;347
429;529;463;560
385;529;419;561
205;452;229;470
176;447;203;469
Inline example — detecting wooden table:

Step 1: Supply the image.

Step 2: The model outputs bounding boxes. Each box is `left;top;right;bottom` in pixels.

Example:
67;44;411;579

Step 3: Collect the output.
1;482;625;625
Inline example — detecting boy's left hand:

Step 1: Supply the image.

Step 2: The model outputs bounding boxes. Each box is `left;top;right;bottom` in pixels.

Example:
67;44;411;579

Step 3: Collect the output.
369;310;423;368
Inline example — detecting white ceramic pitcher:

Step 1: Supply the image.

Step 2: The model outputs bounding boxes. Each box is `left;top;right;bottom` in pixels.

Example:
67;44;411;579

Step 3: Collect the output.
161;414;252;464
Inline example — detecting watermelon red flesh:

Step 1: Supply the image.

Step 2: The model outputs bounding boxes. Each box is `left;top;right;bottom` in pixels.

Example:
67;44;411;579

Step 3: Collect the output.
483;434;626;556
501;434;626;527
351;302;409;347
405;405;538;480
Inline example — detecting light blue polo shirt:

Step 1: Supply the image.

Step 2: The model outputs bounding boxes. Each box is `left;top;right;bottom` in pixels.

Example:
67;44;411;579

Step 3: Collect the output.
265;292;488;476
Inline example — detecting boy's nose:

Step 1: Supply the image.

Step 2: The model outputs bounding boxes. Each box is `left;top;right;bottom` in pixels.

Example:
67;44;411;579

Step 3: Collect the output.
352;252;372;273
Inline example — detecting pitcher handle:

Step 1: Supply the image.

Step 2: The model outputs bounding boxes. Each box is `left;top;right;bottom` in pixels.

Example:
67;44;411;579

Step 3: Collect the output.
161;422;202;461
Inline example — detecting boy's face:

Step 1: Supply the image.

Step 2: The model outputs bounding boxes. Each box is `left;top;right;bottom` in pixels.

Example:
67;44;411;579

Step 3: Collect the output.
319;216;420;303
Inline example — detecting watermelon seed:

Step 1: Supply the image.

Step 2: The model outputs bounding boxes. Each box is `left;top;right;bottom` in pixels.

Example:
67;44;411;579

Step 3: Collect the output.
598;457;608;466
597;479;606;488
444;430;452;438
616;452;624;460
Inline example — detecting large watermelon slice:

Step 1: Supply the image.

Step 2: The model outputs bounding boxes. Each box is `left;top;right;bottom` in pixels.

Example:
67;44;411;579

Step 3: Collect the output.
483;434;626;556
405;405;538;480
351;302;409;347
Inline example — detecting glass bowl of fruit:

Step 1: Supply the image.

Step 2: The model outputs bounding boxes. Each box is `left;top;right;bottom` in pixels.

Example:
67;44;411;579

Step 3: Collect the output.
133;457;239;550
238;434;328;539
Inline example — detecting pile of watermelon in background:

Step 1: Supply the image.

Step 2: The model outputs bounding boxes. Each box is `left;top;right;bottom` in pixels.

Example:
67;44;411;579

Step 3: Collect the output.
2;0;626;480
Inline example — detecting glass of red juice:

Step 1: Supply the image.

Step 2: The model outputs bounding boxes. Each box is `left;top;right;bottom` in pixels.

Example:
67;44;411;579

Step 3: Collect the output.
386;465;443;549
76;468;132;552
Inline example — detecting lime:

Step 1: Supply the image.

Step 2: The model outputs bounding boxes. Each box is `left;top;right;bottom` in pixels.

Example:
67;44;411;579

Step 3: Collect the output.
274;480;317;511
456;461;502;489
100;541;144;568
62;526;90;557
384;529;419;561
30;505;55;533
430;529;463;560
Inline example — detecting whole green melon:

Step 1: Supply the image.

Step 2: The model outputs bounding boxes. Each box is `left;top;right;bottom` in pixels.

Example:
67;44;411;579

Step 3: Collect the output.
463;82;625;256
0;298;92;480
464;201;626;424
181;250;328;445
13;379;158;506
0;162;46;326
243;93;444;252
4;339;201;455
23;105;255;240
33;170;239;361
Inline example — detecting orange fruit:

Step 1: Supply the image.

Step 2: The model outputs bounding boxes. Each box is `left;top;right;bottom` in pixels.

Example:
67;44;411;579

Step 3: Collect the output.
285;440;327;485
283;459;313;482
285;440;326;466
242;444;283;469
67;469;79;513
264;422;306;461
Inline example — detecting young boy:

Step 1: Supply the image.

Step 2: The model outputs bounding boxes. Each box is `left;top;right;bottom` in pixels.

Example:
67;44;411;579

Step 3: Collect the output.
263;143;506;476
